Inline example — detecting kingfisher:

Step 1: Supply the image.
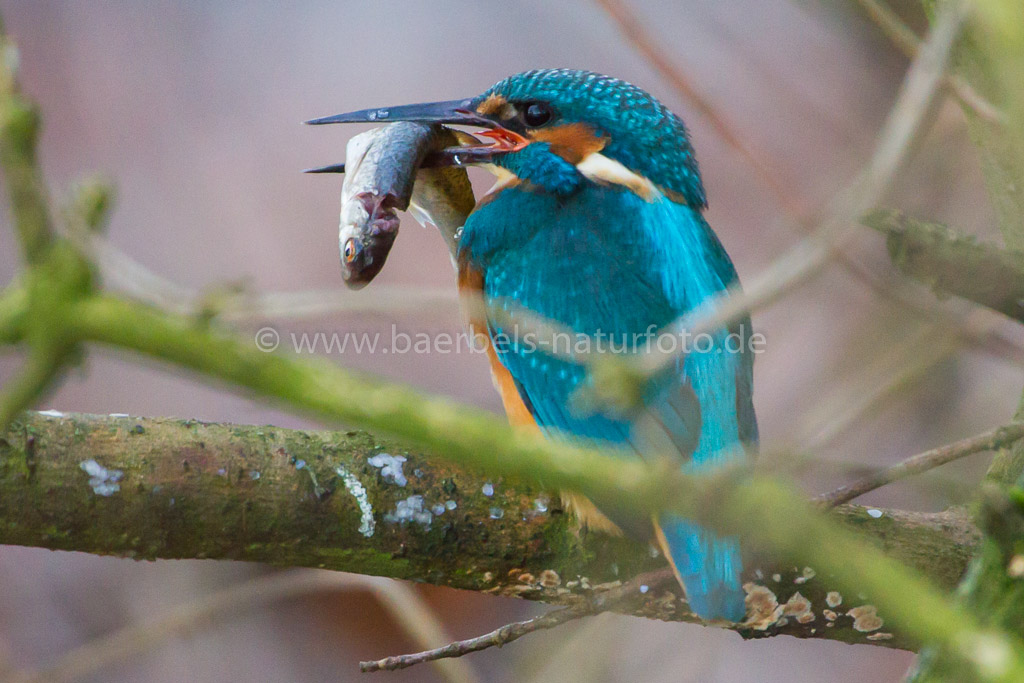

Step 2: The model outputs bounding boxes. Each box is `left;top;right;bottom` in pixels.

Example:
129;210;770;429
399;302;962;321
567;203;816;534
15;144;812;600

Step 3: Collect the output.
309;69;758;622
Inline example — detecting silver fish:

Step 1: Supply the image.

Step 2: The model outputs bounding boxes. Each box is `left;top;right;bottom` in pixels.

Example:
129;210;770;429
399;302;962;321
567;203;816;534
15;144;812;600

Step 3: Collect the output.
308;122;475;288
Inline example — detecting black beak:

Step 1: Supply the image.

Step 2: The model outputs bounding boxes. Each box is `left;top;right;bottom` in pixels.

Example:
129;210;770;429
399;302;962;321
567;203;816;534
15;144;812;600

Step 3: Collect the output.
303;162;347;174
305;98;529;174
305;98;495;128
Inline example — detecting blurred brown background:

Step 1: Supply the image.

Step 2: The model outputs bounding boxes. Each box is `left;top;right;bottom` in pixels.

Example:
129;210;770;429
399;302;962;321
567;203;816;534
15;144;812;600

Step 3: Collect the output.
0;0;1019;681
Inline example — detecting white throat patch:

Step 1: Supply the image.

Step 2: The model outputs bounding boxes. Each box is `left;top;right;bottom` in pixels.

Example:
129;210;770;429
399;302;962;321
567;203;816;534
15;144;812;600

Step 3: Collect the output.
478;152;660;202
576;152;658;200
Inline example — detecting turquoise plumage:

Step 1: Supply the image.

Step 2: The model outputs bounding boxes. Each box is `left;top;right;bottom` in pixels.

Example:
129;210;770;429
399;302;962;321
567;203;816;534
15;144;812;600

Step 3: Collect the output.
457;70;758;621
461;167;754;622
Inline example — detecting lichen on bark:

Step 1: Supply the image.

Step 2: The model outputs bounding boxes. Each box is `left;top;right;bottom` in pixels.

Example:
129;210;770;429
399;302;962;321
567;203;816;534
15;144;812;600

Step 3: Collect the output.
0;411;981;649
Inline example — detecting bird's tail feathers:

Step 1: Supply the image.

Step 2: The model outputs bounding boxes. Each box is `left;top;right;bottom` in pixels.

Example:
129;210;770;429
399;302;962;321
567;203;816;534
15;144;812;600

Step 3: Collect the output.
654;516;746;623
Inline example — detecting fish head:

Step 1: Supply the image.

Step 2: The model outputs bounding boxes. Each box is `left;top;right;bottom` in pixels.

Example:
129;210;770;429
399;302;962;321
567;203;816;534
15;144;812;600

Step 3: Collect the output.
339;191;401;289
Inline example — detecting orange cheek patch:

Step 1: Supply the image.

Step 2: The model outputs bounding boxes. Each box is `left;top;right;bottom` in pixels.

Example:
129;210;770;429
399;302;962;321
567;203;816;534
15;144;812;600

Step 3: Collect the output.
529;122;607;164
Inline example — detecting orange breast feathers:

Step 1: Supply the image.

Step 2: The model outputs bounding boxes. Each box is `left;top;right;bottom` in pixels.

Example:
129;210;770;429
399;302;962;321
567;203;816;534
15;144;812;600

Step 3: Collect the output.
456;259;623;535
457;261;538;431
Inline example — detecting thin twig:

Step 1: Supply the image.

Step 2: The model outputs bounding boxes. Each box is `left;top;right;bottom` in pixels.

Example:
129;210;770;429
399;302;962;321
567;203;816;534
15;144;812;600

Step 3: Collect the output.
221;287;459;321
854;0;1003;124
3;570;478;683
856;0;920;55
591;0;807;218
640;0;969;376
816;422;1024;508
358;577;481;683
594;0;1018;369
361;604;595;673
360;570;675;673
73;231;458;321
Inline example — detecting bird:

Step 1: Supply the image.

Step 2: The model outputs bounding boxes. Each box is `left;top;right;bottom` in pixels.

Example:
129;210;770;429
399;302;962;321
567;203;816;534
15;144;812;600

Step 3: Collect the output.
308;68;758;622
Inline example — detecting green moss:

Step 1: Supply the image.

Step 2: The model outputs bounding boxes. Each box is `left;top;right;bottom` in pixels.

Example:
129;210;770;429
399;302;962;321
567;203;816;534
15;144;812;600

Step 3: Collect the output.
314;547;414;579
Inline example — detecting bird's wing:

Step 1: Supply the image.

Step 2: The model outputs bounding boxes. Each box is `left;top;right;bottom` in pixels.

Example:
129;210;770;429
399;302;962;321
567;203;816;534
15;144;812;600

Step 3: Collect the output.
460;190;754;463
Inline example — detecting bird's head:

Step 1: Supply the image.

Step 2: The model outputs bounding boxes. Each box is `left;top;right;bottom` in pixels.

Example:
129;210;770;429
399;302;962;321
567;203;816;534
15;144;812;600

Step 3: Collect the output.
308;69;706;208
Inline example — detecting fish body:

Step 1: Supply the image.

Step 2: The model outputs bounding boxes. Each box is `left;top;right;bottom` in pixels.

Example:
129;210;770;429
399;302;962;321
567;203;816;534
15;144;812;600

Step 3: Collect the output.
337;122;432;288
334;123;475;287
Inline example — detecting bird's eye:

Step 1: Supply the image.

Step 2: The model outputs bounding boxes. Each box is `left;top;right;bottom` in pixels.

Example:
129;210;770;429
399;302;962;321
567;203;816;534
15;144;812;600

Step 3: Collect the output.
522;102;553;127
343;237;360;263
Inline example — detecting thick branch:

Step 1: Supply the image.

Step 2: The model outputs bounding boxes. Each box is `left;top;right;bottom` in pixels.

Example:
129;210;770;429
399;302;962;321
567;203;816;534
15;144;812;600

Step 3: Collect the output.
864;209;1024;323
0;412;980;650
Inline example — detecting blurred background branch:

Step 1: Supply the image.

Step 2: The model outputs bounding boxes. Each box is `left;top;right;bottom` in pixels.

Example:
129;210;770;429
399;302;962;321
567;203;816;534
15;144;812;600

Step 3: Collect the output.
854;0;1002;122
638;0;966;376
2;570;479;683
592;0;807;217
864;209;1024;323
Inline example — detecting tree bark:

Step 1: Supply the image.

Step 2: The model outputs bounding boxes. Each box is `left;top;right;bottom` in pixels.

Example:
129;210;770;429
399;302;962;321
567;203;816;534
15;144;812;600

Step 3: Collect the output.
0;411;979;650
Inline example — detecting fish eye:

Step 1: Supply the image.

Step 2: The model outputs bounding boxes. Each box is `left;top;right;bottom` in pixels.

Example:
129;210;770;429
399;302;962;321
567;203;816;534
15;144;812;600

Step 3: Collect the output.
343;237;360;263
522;101;553;127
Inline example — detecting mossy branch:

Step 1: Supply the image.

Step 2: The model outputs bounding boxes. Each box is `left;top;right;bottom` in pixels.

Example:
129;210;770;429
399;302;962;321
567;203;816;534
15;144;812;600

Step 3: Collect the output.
0;411;982;650
863;209;1024;324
